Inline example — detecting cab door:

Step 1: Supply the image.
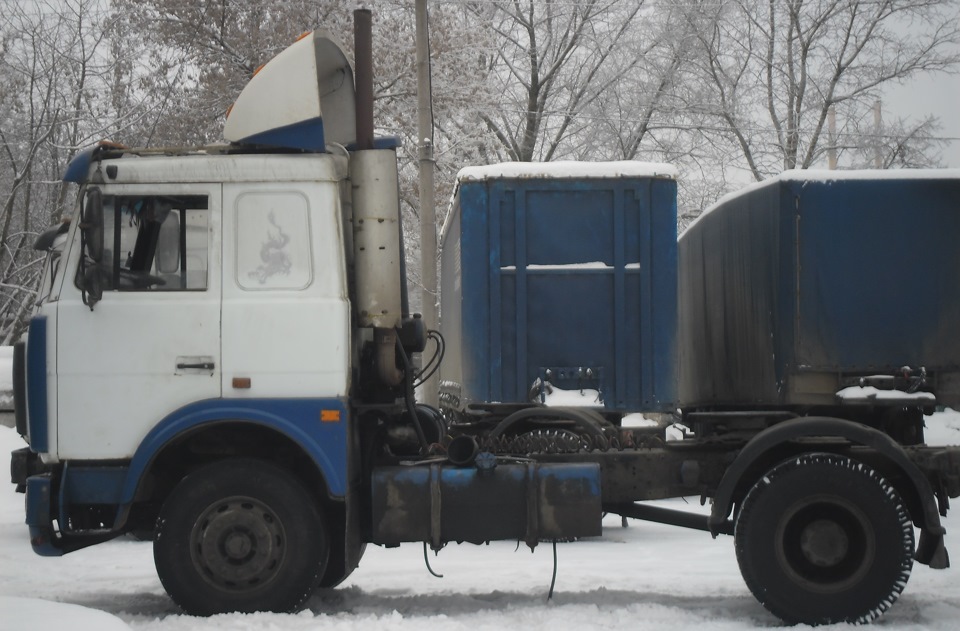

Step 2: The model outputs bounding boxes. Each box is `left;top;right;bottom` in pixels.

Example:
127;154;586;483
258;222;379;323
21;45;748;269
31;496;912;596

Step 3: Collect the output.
55;184;222;460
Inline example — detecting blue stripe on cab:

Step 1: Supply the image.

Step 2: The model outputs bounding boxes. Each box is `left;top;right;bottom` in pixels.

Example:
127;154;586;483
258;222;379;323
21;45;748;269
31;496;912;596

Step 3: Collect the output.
26;316;49;453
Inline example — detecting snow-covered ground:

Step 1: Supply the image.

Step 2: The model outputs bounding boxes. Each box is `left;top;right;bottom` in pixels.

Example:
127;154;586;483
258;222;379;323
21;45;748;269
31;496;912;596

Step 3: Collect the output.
2;413;960;630
0;346;12;411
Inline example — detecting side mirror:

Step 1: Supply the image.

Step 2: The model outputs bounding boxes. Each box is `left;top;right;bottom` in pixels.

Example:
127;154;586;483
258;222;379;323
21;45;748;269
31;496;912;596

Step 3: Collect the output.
81;265;103;308
82;188;104;263
34;222;69;252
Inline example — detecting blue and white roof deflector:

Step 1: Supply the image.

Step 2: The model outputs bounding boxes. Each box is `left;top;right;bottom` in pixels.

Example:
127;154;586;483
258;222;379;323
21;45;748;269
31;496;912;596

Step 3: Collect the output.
63;146;97;183
223;31;357;153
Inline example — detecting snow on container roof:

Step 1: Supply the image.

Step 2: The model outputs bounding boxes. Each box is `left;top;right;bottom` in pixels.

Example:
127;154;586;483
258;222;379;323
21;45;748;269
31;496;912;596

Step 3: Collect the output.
443;161;678;243
780;168;960;182
222;31;356;152
686;168;960;232
456;161;677;182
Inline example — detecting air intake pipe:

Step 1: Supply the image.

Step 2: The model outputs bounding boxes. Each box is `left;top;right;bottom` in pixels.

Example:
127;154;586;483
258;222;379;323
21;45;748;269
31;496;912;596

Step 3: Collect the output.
351;9;405;387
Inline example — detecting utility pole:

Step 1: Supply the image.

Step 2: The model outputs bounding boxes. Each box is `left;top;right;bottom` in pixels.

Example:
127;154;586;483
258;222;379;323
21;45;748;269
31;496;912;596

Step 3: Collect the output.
828;105;837;170
416;0;439;406
873;100;884;169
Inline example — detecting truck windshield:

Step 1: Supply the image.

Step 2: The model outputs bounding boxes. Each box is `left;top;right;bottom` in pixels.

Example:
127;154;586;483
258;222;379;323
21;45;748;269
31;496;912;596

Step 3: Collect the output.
75;194;209;292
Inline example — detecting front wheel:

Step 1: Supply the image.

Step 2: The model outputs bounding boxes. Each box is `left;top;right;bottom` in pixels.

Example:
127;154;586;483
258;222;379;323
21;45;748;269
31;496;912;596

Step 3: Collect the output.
735;453;914;625
318;543;366;588
154;459;329;616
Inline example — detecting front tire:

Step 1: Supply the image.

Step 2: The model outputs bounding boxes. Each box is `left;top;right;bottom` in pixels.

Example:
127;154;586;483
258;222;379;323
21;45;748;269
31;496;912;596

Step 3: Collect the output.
735;453;914;625
154;459;329;616
318;542;365;588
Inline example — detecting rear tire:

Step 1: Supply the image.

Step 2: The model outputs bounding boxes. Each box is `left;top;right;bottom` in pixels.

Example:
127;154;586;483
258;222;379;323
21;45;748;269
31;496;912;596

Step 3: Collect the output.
735;453;914;625
154;458;329;616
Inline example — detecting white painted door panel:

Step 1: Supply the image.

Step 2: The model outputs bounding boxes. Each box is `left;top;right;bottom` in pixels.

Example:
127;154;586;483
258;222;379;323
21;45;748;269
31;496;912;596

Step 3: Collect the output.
221;182;350;398
55;184;222;460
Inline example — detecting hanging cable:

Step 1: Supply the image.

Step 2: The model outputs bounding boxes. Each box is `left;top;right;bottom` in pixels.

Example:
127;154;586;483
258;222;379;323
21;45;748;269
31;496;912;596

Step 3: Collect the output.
396;337;431;455
547;540;559;601
423;542;444;578
414;329;446;388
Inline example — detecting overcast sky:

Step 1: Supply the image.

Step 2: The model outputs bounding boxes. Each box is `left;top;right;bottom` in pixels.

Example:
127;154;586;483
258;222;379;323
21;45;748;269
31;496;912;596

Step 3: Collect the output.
883;56;960;168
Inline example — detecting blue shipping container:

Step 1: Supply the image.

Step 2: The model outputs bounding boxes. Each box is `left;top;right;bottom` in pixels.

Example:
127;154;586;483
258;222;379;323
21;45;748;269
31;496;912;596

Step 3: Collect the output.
678;171;960;409
439;163;678;413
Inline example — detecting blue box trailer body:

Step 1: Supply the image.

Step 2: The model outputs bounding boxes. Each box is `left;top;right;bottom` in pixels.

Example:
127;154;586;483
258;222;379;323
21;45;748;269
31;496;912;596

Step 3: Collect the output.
678;171;960;410
440;163;678;413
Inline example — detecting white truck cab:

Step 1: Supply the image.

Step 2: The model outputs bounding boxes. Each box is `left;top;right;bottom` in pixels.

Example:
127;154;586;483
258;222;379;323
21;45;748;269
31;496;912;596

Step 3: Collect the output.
11;29;434;596
37;150;352;463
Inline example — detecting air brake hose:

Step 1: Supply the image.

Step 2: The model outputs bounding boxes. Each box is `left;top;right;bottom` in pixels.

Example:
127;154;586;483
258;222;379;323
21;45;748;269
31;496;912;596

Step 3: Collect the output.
375;328;404;387
396;336;431;455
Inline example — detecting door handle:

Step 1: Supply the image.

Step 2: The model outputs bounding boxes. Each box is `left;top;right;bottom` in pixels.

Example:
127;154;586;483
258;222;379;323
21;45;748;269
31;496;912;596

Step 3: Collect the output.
177;362;215;370
175;356;216;374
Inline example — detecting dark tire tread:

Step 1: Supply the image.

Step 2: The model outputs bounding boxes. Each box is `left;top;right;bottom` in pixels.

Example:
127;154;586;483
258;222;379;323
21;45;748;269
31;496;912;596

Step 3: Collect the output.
734;453;913;625
153;458;329;616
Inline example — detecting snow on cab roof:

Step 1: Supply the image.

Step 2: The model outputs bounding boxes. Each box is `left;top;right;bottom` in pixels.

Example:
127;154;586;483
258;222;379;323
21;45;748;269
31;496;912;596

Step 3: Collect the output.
457;161;677;182
685;167;960;233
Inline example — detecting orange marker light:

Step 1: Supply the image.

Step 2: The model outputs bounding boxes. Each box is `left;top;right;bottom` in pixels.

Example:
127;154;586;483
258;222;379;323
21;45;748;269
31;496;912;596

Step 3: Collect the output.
321;410;341;423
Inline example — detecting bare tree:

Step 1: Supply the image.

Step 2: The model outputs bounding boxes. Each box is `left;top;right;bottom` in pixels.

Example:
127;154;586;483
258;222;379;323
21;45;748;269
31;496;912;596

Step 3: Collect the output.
578;1;697;163
477;0;646;162
1;2;76;343
108;0;358;146
684;0;960;179
0;0;134;342
840;110;948;168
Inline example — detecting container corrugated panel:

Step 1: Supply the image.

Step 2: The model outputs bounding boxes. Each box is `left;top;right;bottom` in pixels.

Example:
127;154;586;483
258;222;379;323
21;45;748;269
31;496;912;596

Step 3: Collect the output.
678;172;960;409
440;167;678;412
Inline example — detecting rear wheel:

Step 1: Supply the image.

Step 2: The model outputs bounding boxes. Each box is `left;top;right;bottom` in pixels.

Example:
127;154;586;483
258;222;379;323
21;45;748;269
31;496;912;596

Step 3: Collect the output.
154;459;329;616
735;453;914;625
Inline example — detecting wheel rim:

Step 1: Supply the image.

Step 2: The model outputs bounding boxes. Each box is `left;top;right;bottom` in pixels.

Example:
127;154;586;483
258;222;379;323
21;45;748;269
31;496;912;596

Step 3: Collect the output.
775;494;875;593
190;496;286;592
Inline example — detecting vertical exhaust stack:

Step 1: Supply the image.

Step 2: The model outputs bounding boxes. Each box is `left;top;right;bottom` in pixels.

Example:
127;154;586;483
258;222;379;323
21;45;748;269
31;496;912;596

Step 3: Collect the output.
350;9;404;387
353;9;374;151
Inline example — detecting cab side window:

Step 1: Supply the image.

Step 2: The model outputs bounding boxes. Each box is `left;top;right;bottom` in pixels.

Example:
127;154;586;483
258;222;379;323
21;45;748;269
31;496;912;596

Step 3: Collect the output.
77;195;209;291
235;192;312;290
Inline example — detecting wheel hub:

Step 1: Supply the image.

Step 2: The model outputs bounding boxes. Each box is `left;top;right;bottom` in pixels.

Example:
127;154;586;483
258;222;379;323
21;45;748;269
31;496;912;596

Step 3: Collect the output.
223;530;254;560
776;495;875;593
191;497;285;591
800;518;849;567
